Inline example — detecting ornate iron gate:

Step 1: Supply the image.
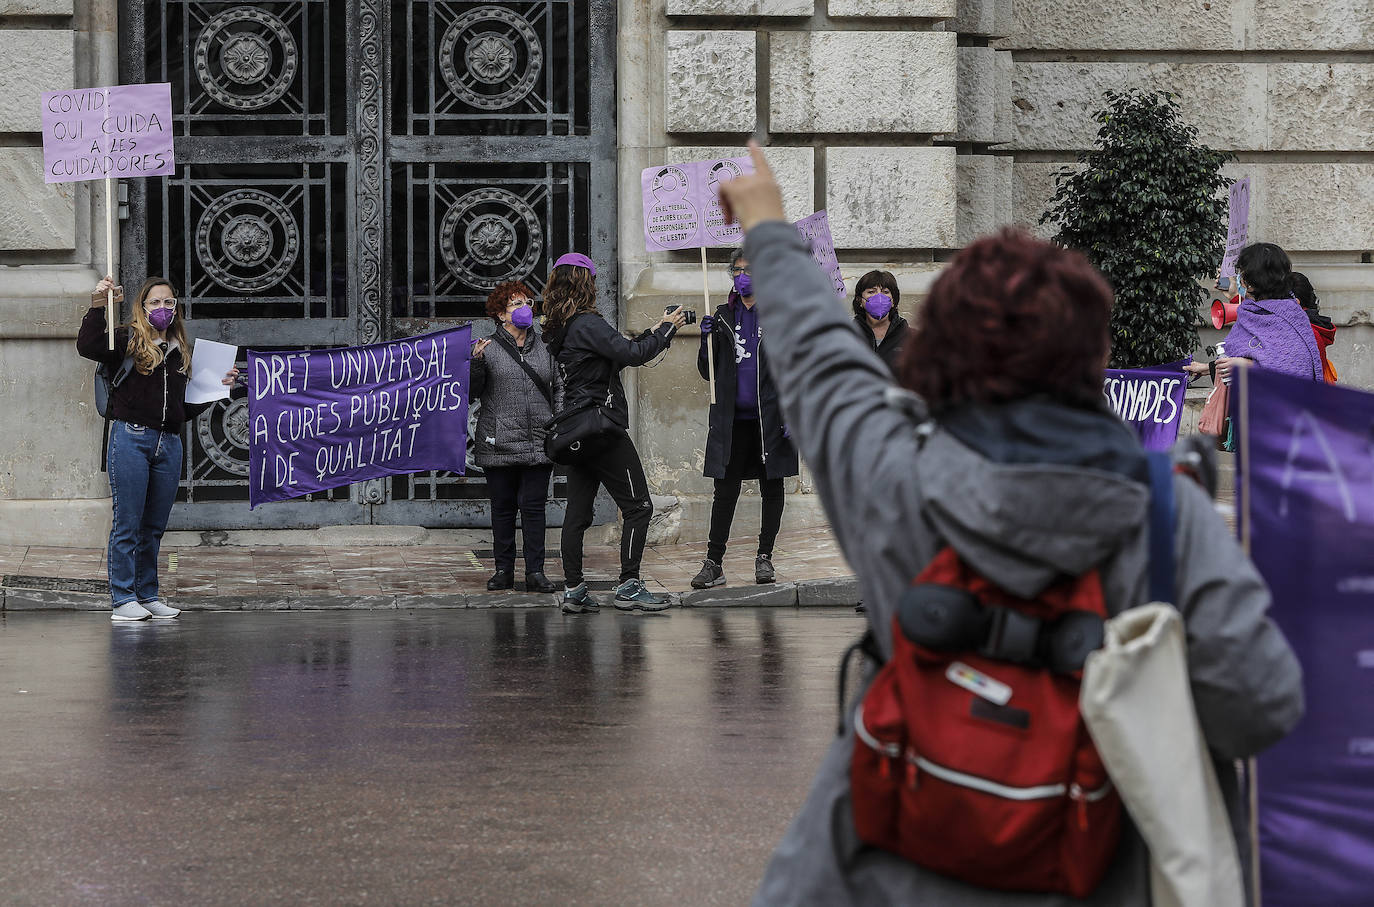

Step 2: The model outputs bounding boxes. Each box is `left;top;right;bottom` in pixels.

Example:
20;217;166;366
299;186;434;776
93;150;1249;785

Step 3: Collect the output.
120;0;616;529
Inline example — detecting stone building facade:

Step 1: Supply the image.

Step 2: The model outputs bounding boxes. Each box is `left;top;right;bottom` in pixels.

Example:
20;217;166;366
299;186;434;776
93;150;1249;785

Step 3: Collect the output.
2;0;1371;546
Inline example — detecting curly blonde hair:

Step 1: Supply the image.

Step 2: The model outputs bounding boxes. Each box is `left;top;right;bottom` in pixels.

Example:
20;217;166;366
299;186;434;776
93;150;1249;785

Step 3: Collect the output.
125;277;192;377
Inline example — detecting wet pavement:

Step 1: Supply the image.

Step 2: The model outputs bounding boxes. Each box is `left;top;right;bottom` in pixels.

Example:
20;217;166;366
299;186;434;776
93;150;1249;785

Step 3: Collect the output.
0;607;863;905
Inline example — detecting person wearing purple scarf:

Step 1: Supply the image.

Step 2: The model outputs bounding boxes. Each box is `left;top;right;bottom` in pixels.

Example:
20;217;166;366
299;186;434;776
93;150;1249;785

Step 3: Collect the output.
1217;243;1323;383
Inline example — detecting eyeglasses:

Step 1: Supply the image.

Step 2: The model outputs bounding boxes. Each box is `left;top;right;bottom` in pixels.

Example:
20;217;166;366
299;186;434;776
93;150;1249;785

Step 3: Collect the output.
729;266;751;277
145;297;178;309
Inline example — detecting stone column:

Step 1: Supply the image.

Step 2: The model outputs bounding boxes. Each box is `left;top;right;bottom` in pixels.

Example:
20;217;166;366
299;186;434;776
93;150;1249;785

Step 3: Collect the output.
0;0;121;547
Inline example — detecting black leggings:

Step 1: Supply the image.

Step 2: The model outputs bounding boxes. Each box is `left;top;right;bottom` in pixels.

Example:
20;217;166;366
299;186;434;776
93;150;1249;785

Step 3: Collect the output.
561;434;653;587
707;478;785;564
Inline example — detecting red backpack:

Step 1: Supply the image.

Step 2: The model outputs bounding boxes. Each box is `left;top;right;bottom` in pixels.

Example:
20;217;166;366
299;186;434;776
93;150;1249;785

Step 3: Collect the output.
847;453;1174;897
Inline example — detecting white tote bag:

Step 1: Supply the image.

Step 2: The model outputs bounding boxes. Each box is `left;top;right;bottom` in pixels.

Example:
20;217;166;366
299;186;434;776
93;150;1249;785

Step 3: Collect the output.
1081;603;1245;907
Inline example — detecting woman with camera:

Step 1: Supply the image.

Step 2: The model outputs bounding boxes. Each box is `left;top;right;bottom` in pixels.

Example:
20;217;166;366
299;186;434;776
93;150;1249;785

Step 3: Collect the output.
691;249;798;590
469;280;563;594
77;276;240;622
542;252;688;613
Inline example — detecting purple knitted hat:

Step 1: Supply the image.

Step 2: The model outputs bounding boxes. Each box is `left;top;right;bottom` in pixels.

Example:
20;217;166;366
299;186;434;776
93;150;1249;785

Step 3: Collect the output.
553;252;597;276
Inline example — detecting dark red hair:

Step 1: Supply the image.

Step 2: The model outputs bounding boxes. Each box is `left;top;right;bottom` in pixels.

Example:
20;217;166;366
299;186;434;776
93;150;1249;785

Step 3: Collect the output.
484;281;535;323
901;228;1113;411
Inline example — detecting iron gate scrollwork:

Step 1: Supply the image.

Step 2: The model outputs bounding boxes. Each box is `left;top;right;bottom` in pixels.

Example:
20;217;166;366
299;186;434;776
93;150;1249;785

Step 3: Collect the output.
121;0;616;530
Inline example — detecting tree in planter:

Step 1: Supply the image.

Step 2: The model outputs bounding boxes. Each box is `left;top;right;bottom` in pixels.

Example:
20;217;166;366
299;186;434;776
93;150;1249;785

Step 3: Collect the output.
1041;90;1233;369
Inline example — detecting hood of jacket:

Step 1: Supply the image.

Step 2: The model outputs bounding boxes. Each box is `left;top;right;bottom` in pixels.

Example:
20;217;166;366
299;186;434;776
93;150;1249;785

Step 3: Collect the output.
916;398;1150;597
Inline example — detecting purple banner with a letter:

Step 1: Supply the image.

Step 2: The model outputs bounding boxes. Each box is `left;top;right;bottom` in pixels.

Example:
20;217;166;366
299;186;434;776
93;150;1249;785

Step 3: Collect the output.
1102;361;1187;451
1240;368;1374;906
41;83;175;184
247;326;471;507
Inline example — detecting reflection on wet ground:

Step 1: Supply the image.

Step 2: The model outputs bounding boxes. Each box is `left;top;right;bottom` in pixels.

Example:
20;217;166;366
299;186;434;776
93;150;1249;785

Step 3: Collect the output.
0;608;860;905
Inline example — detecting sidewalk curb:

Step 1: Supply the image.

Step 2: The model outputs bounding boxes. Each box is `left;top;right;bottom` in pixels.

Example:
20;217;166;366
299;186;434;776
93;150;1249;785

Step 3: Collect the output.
1;577;861;612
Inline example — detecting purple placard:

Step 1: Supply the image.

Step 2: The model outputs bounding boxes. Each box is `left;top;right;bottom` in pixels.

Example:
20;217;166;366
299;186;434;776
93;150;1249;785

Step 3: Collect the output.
1238;369;1374;906
1218;177;1250;279
41;83;175;184
246;326;471;507
794;210;845;300
641;156;752;251
1102;360;1187;451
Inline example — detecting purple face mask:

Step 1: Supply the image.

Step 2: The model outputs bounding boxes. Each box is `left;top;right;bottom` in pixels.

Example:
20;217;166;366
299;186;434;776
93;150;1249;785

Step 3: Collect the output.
510;304;534;329
147;307;176;331
733;272;753;297
863;292;893;320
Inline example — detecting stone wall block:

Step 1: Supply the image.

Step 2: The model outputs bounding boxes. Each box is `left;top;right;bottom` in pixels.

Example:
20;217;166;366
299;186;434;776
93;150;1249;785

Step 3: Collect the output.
0;148;76;251
1009;62;1265;151
1267;64;1374;152
665;31;757;133
0;0;73;11
675;145;814;220
666;0;812;14
998;0;1237;51
770;32;956;134
1226;163;1374;253
829;0;956;17
993;50;1014;144
951;0;1011;36
956;155;1013;245
1251;0;1374;51
827;147;958;249
1013;161;1079;240
0;30;76;133
956;46;1001;143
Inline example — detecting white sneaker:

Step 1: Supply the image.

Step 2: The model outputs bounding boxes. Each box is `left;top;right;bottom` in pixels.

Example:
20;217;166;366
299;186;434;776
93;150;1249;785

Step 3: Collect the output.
140;600;181;620
111;602;152;622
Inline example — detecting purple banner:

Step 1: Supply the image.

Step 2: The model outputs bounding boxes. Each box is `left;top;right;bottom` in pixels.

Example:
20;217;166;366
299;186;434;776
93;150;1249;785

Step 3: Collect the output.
246;326;471;507
641;156;752;251
41;83;175;184
1218;177;1250;279
1102;361;1187;451
794;210;845;300
1240;369;1374;906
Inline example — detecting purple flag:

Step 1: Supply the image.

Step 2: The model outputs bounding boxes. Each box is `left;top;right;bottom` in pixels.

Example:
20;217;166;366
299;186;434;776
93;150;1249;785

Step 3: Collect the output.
1238;368;1374;905
794;210;845;300
1102;361;1188;451
41;83;175;184
247;326;471;507
641;156;752;251
1218;177;1250;279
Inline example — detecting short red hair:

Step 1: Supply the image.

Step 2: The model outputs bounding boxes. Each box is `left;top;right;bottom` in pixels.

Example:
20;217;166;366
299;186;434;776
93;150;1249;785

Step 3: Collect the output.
485;281;535;323
901;229;1113;411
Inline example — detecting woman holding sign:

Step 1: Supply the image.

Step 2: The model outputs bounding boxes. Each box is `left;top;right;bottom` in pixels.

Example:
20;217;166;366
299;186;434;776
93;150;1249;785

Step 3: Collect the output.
543;252;688;614
77;276;240;621
470;280;563;594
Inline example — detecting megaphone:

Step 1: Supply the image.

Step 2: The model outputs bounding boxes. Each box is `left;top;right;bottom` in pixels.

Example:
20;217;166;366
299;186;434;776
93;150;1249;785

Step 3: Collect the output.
1211;298;1239;329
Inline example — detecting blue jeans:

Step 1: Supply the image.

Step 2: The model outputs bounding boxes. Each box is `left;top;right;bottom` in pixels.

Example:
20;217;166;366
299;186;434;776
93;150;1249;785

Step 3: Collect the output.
106;420;183;606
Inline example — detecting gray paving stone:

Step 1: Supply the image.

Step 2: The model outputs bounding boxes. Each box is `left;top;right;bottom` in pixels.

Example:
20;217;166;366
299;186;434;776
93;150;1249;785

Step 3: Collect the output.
395;594;469;610
2;589;105;611
797;576;862;606
681;583;798;607
292;595;395;610
466;592;559;609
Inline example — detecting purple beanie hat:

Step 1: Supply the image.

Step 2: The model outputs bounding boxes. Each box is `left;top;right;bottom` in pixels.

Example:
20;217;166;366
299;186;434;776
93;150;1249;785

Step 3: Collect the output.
553;252;597;276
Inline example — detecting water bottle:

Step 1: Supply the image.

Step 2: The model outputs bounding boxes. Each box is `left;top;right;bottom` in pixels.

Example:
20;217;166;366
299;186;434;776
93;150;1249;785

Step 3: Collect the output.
1216;342;1230;385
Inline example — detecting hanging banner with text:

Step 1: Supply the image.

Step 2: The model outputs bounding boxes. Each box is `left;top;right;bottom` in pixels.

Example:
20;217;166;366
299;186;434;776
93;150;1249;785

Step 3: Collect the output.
1102;361;1188;451
794;210;845;300
1218;177;1250;279
1241;369;1374;906
41;83;175;184
640;156;753;251
246;326;471;507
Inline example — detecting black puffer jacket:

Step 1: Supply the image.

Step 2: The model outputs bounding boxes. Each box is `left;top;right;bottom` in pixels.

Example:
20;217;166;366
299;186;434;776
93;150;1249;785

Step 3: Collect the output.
76;307;216;431
469;327;563;468
544;311;675;429
854;314;911;377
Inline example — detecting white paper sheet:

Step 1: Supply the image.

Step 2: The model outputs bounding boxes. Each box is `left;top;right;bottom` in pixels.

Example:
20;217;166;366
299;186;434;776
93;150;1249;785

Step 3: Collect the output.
185;338;239;404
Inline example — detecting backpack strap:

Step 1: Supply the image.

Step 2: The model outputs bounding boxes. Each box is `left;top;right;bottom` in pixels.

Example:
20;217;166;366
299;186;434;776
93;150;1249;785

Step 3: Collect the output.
99;353;137;473
1145;451;1176;605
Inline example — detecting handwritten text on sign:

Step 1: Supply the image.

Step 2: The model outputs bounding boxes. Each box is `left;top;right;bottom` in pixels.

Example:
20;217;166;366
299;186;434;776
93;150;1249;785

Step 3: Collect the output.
41;83;175;184
246;326;471;507
1218;177;1250;280
794;210;845;300
1102;361;1187;451
640;156;753;251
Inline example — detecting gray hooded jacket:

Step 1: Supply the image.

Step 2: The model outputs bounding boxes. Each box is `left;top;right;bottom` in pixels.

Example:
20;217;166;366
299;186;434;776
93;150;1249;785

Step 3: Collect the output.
742;221;1304;906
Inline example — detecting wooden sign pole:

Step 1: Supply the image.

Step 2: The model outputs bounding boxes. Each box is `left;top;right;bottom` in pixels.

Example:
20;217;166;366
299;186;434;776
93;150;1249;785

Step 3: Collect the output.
105;174;116;350
700;246;715;405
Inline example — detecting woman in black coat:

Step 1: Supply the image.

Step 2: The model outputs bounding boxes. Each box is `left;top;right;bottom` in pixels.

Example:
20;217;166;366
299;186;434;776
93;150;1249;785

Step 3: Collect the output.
691;249;800;590
852;269;910;377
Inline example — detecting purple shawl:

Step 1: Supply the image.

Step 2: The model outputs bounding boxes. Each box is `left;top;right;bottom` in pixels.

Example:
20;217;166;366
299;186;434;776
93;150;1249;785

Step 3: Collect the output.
1223;297;1323;381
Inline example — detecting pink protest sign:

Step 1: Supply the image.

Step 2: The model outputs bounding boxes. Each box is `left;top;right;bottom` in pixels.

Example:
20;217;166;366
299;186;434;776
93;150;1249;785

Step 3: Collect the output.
1218;177;1250;279
641;156;752;251
794;210;845;299
41;83;175;184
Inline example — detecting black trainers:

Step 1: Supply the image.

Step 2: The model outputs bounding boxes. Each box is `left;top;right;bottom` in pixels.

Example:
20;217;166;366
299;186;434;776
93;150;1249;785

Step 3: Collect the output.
690;558;725;590
561;583;599;614
487;569;514;591
613;579;670;612
755;553;776;585
525;571;557;593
